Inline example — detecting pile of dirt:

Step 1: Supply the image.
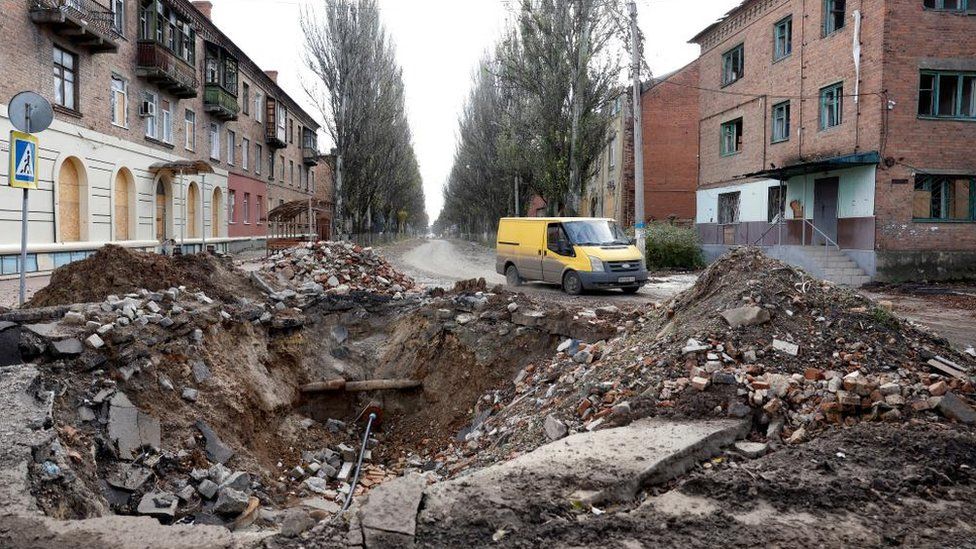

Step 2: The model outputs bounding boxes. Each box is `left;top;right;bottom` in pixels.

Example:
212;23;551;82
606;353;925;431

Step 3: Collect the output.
27;245;260;308
440;247;976;475
259;242;417;297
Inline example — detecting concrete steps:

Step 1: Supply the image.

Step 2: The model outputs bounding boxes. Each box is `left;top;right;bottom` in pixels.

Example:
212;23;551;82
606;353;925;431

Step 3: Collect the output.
797;246;871;287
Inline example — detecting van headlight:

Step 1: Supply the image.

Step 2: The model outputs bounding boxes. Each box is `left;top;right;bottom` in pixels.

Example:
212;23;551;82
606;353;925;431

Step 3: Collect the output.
588;256;605;272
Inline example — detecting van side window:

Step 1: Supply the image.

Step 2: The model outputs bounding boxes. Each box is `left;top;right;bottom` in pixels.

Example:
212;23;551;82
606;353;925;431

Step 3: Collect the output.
547;224;571;256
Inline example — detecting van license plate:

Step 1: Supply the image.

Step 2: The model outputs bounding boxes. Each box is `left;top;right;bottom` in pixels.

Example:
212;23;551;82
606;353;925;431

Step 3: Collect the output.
618;276;636;284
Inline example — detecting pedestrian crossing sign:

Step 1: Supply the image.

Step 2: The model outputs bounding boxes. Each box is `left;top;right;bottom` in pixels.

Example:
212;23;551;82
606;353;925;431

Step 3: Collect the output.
9;130;39;190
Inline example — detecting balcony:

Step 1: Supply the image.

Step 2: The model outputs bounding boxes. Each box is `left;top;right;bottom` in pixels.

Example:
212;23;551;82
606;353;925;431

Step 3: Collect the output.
303;146;318;166
29;0;121;54
204;84;239;121
136;40;198;99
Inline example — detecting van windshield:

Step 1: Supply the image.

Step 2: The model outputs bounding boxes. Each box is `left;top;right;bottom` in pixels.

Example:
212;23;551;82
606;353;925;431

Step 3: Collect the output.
563;220;630;246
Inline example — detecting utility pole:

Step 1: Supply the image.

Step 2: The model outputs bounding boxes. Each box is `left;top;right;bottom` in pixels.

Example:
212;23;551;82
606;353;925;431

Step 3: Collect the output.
629;1;646;257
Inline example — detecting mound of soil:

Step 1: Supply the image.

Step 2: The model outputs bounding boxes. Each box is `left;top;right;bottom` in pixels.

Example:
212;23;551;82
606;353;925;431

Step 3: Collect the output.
27;245;260;308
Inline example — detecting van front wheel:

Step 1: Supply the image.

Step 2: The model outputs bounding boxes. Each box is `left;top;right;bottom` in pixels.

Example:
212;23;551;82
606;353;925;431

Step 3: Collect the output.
505;265;522;287
562;271;583;296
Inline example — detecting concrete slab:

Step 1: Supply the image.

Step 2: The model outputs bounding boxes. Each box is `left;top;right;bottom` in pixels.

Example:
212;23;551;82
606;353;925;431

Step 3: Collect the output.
107;393;160;460
359;473;426;538
421;418;748;530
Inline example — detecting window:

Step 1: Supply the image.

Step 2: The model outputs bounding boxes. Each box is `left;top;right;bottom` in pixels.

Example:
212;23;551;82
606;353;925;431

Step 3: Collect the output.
227;130;236;165
113;0;124;34
269;151;275;181
290;160;295;185
228;189;236;223
205;42;238;95
772;101;791;143
209;122;220;160
546;224;572;256
184;110;195;150
819;83;844;129
289;118;294;144
139;0;195;64
923;0;967;11
257;195;264;224
279;155;285;181
722;44;744;86
53;46;77;111
144;91;159;139
161;99;172;143
823;0;846;36
721;118;743;156
242;82;250;116
608;135;617;171
768;185;787;222
254;92;264;123
774;16;792;61
243;193;250;223
111;75;127;127
718;192;741;224
242;138;250;170
918;71;976;119
913;176;975;221
256;144;263;175
276;103;287;142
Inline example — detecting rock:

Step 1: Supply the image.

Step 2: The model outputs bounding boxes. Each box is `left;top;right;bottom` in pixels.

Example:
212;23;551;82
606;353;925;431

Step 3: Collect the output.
879;382;901;396
191;360;211;383
62;311;86;325
786;426;806;444
108;392;160;460
181;388;198;402
733;441;769;459
190;468;209;482
51;338;83;357
137;491;178;519
928;380;948;396
221;471;251;492
97;324;114;336
742;349;757;363
573;350;594;364
77;406;96;422
556;338;578;354
720;306;771;328
934;393;976;425
107;464;153;491
360;473;426;545
195;420;235;464
506;302;518;313
337;443;357;462
772;339;799;356
512;310;545;327
544;415;568;441
158;374;174;391
336;462;353;482
690;376;710;391
682;339;710;354
85;334;105;349
303;476;329;495
197;479;219;499
280;508;315;537
214;487;249;516
178;485;197;502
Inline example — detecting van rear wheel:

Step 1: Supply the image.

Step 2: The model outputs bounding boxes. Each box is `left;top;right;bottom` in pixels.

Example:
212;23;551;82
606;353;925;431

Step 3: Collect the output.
562;271;583;296
505;265;522;287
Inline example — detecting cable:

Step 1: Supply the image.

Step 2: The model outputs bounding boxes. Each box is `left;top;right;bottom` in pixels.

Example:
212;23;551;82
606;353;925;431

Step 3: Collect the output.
334;411;377;520
653;76;885;101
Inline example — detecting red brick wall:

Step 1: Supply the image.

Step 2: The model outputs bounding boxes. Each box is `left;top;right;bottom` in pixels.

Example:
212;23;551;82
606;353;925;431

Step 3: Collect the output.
695;0;886;189
227;173;267;237
641;60;700;222
875;0;976;253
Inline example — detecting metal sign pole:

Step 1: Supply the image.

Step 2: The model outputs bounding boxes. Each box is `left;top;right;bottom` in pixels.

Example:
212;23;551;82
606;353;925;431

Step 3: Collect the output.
200;174;207;252
18;107;32;306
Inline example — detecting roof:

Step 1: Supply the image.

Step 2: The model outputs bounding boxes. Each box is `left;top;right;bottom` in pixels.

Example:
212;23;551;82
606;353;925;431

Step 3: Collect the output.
267;199;332;222
148;159;215;175
743;151;882;180
688;0;752;44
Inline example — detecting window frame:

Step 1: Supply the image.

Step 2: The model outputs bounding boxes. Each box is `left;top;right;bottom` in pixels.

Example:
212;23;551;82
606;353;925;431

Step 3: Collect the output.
255;144;263;175
773;16;793;61
771;100;791;143
226;129;236;165
160;98;173;144
243;192;251;224
768;185;787;222
718;192;741;224
53;45;78;112
209;122;220;160
721;43;745;87
110;74;128;128
819;82;844;130
918;70;976;120
823;0;847;36
923;0;969;11
228;189;236;224
913;175;976;222
242;137;250;171
242;82;250;116
144;91;159;139
720;118;743;157
254;92;264;123
184;109;196;151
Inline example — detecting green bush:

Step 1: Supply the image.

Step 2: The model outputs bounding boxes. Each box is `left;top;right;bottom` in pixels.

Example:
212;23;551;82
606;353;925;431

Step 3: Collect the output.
643;224;705;271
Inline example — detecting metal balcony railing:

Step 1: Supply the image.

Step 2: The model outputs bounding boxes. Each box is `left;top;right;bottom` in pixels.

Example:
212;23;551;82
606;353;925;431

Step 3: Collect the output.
29;0;122;52
136;40;199;98
204;84;240;120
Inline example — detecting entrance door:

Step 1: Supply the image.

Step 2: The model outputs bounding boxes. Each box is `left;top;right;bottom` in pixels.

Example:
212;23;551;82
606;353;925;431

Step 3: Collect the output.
155;181;167;240
813;177;839;245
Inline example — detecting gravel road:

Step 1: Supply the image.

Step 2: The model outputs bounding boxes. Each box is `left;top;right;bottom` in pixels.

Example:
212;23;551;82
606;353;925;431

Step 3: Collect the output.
378;238;697;307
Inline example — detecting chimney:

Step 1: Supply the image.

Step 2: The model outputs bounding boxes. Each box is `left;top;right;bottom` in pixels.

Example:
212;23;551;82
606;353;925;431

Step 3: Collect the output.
265;70;278;84
192;1;213;20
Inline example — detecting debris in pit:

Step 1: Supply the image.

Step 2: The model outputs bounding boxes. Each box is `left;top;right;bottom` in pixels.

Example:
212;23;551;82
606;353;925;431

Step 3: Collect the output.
107;392;161;460
196;420;235;464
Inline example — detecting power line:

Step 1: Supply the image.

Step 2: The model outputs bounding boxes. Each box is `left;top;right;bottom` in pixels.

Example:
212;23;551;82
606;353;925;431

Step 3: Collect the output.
653;77;885;101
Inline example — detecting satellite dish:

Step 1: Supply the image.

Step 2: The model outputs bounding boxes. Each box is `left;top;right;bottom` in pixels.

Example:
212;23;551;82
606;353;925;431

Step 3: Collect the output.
8;91;54;134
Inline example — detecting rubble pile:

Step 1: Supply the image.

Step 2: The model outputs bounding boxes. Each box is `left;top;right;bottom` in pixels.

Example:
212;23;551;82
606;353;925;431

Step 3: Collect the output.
440;248;976;473
259;242;418;298
27;245;259;308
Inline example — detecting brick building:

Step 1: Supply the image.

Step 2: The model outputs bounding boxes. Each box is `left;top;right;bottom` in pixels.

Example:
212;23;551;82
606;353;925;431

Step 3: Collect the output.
582;92;633;225
691;0;976;283
0;0;319;275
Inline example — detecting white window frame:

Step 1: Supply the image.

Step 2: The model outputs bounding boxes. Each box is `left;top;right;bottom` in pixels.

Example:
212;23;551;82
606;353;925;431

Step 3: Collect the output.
228;189;236;224
243;192;250;224
144;91;158;140
255;144;263;175
242;137;250;171
184;109;195;151
110;75;127;128
254;92;264;123
210;122;220;160
227;129;236;165
161;99;173;144
113;0;125;34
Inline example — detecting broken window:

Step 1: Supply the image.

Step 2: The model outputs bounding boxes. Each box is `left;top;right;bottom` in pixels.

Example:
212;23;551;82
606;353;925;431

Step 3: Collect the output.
823;0;846;36
774;16;793;61
718;192;741;224
722;44;744;86
923;0;967;11
918;71;976;118
819;83;844;129
721;118;743;156
913;175;975;221
772;101;791;143
768;185;787;222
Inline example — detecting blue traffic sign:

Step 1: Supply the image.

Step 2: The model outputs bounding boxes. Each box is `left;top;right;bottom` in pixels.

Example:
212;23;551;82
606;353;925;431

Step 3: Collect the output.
8;130;39;190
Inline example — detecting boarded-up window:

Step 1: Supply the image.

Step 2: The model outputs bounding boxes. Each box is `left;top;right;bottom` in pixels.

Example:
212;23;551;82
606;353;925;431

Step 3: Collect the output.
718;192;741;224
914;175;974;220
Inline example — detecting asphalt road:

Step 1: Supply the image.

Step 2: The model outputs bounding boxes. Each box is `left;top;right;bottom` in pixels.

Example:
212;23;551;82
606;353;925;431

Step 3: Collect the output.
379;238;697;307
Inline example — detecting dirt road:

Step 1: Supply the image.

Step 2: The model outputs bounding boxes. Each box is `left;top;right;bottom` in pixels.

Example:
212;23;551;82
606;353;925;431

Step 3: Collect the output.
379;238;697;307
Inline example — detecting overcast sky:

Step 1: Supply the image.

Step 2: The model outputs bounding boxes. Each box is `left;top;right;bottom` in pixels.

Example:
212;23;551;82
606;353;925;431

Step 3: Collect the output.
210;0;742;223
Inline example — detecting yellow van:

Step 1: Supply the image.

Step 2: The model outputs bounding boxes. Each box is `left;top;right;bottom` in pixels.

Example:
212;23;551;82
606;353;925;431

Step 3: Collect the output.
495;217;648;295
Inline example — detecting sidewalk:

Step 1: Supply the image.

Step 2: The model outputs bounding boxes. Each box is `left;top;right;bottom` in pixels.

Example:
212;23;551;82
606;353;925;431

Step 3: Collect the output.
0;275;51;310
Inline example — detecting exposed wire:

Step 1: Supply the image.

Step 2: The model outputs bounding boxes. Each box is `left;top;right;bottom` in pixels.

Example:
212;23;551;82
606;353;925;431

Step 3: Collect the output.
334;411;377;519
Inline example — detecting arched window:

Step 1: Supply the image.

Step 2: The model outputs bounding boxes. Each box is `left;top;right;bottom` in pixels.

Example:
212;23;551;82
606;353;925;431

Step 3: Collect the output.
114;168;135;241
57;157;88;242
211;186;224;238
155;180;168;241
187;182;200;238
